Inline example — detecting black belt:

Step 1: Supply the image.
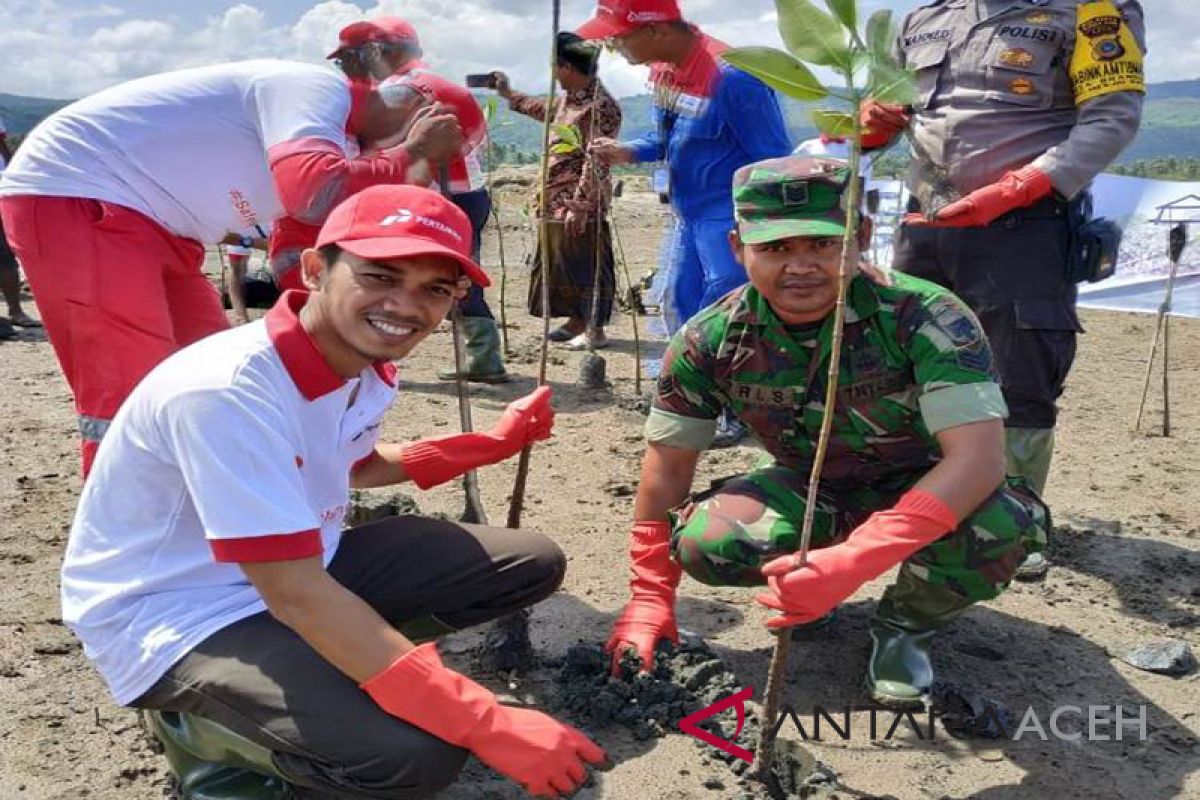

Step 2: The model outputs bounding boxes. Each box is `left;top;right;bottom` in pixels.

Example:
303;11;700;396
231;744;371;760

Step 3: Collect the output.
906;192;1070;226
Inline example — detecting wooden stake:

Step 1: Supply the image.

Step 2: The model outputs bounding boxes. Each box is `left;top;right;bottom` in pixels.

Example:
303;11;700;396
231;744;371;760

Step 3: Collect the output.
755;109;866;783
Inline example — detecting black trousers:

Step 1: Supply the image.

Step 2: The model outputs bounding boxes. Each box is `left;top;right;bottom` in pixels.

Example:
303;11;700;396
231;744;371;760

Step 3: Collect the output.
893;197;1081;429
133;516;566;799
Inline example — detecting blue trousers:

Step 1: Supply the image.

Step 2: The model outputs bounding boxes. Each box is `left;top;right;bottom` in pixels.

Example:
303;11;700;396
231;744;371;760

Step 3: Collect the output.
664;216;746;333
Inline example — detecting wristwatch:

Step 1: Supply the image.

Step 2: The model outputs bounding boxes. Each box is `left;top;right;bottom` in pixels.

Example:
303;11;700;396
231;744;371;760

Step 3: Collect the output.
238;235;254;248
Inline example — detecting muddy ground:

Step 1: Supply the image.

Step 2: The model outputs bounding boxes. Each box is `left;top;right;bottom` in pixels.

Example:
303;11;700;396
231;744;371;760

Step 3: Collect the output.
0;177;1197;799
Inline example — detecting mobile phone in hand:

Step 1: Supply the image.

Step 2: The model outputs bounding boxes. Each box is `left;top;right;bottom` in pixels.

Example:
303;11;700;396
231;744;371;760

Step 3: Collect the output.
465;73;496;89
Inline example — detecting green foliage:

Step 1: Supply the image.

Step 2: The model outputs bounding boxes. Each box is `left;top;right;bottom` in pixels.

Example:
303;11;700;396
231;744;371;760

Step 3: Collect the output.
550;123;582;154
867;60;916;105
865;10;895;65
723;0;915;149
777;0;851;70
811;110;855;137
722;47;828;102
1108;157;1200;181
825;0;856;32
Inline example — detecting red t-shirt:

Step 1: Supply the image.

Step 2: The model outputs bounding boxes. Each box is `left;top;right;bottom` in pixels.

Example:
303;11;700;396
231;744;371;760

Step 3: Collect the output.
382;61;487;193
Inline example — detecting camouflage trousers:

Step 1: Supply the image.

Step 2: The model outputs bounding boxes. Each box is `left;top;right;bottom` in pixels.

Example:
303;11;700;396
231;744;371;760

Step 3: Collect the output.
671;465;1048;603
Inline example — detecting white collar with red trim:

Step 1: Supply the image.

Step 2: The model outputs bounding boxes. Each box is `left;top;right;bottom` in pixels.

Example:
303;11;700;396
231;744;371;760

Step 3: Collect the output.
265;290;398;401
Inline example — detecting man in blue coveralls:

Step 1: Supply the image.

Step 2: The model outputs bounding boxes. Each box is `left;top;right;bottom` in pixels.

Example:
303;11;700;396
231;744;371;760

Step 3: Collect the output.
581;0;791;446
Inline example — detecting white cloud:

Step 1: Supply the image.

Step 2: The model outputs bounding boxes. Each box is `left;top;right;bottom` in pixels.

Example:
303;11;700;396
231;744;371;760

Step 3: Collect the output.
0;0;1190;101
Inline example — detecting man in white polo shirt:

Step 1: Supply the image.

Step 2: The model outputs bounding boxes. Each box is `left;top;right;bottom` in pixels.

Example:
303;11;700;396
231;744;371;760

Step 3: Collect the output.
62;183;605;800
0;60;463;475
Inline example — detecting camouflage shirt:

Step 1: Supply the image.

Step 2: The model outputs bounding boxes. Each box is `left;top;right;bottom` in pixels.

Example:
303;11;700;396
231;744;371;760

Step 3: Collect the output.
647;273;1008;487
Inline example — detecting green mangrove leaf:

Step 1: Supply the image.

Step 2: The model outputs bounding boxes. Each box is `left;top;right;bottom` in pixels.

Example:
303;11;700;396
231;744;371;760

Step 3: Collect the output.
723;46;830;101
777;0;851;70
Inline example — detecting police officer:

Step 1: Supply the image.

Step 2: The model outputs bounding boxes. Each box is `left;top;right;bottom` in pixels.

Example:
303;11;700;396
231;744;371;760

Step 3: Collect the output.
862;0;1146;577
605;157;1047;707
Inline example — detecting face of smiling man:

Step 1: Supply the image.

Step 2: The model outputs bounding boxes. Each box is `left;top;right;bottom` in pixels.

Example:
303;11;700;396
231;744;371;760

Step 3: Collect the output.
299;247;466;375
295;184;485;377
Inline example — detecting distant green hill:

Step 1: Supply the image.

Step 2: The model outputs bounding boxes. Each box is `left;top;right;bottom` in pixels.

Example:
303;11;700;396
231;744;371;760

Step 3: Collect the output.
4;79;1198;165
481;79;1200;165
0;93;71;137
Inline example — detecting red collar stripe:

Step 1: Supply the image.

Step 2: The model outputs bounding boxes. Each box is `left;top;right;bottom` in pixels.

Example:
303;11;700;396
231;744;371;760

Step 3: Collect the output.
265;291;348;400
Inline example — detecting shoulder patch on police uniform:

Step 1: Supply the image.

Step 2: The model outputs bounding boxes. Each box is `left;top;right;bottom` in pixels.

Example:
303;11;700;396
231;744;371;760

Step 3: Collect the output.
1069;0;1144;104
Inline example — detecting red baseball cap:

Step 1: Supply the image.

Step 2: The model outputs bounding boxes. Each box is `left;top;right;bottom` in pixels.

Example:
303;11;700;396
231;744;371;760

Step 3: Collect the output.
327;17;420;58
316;185;490;287
577;0;682;40
373;16;421;47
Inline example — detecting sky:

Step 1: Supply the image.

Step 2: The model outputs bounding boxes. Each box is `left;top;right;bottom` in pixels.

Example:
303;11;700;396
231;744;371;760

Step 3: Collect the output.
0;0;1190;100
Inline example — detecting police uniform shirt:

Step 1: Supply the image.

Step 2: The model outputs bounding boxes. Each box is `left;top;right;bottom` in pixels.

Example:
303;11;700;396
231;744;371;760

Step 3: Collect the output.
897;0;1146;199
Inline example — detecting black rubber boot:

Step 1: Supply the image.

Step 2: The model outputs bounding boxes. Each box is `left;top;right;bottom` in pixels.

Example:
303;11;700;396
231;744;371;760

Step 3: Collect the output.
146;710;292;800
866;569;973;708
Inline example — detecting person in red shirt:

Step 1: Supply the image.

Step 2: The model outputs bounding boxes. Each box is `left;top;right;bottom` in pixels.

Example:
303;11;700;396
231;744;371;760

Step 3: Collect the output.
0;62;462;475
328;17;509;383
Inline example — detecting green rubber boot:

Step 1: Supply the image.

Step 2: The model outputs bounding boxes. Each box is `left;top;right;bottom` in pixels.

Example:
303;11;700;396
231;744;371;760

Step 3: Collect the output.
1005;427;1054;579
438;316;509;384
145;710;292;800
866;570;973;708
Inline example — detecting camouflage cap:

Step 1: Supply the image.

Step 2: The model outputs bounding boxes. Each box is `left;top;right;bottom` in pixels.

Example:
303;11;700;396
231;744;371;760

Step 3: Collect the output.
733;156;851;244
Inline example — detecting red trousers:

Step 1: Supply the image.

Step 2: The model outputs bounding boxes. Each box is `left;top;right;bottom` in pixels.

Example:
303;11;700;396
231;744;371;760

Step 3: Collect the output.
0;196;229;476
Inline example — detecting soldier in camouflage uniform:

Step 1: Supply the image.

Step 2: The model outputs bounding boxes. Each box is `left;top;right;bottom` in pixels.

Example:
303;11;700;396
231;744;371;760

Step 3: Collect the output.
861;0;1147;578
606;156;1048;707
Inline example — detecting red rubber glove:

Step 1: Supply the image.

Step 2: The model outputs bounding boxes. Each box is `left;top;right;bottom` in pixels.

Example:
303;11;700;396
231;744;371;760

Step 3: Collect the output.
400;386;555;490
605;521;682;675
904;166;1054;228
604;520;681;676
859;99;910;149
363;643;607;798
755;490;958;630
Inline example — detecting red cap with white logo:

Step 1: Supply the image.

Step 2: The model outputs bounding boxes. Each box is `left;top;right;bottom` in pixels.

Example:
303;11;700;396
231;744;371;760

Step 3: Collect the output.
328;17;421;58
316;185;490;287
577;0;682;40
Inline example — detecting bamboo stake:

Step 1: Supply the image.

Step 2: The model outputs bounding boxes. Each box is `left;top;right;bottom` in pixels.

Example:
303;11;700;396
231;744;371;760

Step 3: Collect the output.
755;100;866;783
1134;223;1186;434
495;207;511;355
450;306;488;525
485;124;513;355
1162;303;1171;436
216;244;230;304
507;0;560;530
610;208;643;396
436;161;489;526
584;92;606;348
482;0;562;680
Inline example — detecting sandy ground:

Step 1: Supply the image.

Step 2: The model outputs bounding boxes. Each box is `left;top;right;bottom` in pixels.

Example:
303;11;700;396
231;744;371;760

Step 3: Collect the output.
0;180;1197;799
